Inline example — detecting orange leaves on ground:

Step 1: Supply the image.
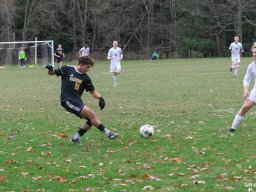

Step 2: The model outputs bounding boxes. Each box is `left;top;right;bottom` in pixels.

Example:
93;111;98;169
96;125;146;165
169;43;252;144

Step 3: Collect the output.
172;157;182;163
231;176;241;182
0;175;6;185
52;133;67;139
216;173;227;181
49;176;67;183
142;173;149;180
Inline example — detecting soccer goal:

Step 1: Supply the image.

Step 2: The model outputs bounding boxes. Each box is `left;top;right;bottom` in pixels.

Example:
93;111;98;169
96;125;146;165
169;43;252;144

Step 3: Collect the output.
0;40;54;66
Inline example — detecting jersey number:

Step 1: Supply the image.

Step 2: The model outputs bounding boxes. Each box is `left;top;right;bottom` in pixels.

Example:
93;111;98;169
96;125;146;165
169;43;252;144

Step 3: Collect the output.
74;82;81;90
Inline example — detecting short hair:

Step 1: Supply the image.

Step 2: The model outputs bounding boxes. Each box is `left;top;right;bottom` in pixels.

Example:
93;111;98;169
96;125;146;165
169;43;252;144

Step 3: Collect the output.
78;56;94;67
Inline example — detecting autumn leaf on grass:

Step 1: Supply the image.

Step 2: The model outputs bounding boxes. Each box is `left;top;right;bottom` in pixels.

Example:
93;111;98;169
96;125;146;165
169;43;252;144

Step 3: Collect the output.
49;176;67;183
52;133;67;139
26;146;33;152
221;185;233;190
142;185;154;190
192;180;206;185
231;176;241;182
217;174;227;181
172;157;182;163
129;174;137;179
32;176;43;181
21;172;33;177
0;175;6;185
184;136;193;140
142;173;149;180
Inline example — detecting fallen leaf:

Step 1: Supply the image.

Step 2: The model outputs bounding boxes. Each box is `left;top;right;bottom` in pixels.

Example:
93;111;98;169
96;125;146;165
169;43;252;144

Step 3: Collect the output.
231;176;241;182
52;133;67;138
129;174;137;179
172;157;182;163
26;147;33;152
142;185;154;190
0;175;6;185
184;136;193;140
192;180;206;185
222;185;233;190
217;174;227;181
142;173;149;180
190;175;199;180
33;176;43;180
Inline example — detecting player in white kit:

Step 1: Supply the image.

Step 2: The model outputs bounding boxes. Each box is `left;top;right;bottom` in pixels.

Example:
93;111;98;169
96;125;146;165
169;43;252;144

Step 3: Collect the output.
229;36;244;77
230;43;256;132
79;45;90;57
107;40;123;87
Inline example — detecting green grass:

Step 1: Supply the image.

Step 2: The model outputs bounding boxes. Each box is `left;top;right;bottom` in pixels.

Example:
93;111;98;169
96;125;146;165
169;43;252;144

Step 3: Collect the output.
1;58;256;191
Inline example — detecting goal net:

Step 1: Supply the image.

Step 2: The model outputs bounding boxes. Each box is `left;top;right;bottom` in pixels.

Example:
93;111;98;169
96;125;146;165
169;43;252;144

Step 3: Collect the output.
0;40;54;66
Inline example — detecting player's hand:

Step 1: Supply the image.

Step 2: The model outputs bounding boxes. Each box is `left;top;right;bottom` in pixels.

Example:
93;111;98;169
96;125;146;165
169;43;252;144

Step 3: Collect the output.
45;64;53;71
99;97;105;110
243;90;249;99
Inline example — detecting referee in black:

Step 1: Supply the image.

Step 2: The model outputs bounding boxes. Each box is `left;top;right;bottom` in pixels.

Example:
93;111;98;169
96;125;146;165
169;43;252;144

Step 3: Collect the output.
45;56;119;144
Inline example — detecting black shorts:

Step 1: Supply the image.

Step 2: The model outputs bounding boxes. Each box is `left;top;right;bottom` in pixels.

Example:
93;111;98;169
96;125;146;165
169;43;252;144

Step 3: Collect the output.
56;56;63;63
61;100;85;117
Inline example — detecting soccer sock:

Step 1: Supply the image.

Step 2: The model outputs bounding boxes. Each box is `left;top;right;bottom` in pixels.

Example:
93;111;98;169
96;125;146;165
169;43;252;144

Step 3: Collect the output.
97;124;110;136
112;75;117;84
231;115;244;129
73;128;87;139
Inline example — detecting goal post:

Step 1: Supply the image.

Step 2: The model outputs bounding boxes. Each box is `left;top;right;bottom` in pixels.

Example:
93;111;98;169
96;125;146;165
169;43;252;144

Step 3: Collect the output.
0;40;55;67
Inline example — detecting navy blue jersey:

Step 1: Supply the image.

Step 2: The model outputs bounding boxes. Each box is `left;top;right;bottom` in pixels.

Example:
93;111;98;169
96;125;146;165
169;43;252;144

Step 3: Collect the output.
55;47;64;57
55;65;95;102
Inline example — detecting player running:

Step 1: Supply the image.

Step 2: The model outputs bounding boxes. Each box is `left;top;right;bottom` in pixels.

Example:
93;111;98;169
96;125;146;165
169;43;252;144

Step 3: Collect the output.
79;44;90;57
107;40;123;87
229;36;244;77
54;43;65;68
45;56;119;144
229;43;256;132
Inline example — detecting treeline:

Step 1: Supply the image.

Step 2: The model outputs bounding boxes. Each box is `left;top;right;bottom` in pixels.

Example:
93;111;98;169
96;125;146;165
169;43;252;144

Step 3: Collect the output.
1;0;256;60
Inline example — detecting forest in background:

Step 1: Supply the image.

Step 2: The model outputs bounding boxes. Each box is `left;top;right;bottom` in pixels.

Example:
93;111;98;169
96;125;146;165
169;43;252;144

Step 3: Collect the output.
1;0;256;60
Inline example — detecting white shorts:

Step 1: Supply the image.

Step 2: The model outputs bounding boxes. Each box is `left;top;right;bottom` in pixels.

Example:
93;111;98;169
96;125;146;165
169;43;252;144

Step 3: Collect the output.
248;88;256;103
231;57;241;68
110;63;121;73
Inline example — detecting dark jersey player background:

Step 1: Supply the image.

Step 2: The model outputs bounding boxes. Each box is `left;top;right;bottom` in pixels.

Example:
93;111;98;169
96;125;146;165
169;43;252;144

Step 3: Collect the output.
54;43;65;67
45;56;119;144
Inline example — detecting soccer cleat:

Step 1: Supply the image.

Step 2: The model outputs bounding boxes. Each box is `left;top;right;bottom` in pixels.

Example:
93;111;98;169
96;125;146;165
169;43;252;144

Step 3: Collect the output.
70;137;80;144
229;128;236;132
108;131;119;140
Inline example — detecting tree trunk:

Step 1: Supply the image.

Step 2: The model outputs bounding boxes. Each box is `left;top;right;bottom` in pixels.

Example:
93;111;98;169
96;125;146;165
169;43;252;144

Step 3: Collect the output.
76;0;88;46
235;0;243;42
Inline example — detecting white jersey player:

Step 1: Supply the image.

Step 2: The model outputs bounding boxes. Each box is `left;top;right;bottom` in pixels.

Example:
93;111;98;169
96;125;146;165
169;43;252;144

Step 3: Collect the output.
230;43;256;132
229;36;244;77
107;40;123;87
79;46;90;57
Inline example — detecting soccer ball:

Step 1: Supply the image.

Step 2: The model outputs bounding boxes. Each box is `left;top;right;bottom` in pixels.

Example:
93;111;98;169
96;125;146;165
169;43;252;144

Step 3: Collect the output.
139;124;154;138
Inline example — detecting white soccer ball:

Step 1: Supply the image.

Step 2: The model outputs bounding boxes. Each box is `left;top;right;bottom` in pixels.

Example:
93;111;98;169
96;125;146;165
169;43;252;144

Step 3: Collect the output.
140;124;154;138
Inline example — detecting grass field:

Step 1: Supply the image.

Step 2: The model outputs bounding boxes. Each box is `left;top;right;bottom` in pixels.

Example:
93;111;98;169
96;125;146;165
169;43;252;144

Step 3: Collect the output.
1;57;256;192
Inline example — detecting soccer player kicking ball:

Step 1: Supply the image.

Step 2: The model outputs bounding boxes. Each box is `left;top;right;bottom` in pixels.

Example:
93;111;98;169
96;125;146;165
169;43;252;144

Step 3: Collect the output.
230;43;256;132
45;56;119;144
